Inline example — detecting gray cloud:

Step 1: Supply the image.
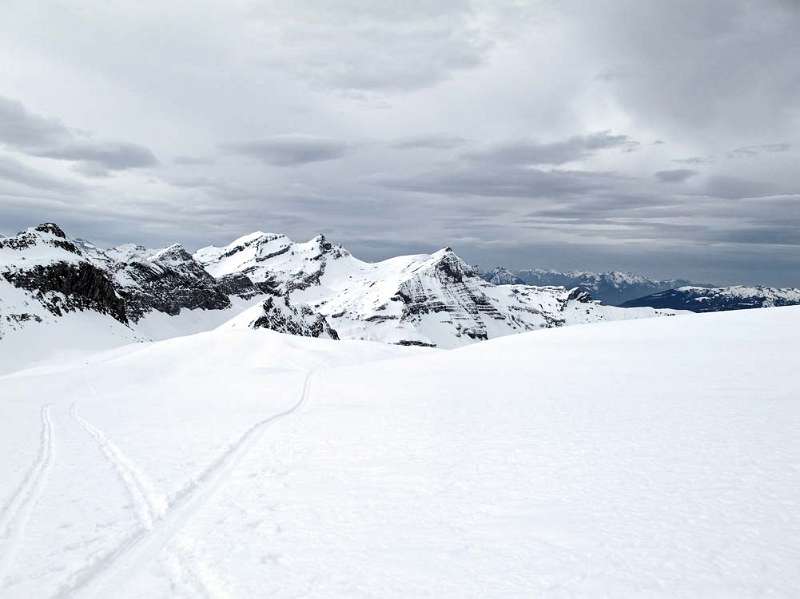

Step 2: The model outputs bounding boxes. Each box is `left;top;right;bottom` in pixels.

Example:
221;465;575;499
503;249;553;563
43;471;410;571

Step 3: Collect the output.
0;1;799;285
248;1;502;93
223;135;351;166
390;134;467;150
0;96;69;147
0;155;83;192
173;155;215;165
728;143;792;158
464;131;635;166
704;176;781;199
577;1;800;142
36;141;157;171
655;169;698;183
378;166;619;198
673;156;713;165
0;95;157;173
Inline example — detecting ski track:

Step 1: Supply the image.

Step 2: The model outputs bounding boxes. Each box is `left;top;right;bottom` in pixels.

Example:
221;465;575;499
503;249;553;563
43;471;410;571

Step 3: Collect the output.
71;403;167;529
74;376;216;597
0;404;55;588
55;370;314;599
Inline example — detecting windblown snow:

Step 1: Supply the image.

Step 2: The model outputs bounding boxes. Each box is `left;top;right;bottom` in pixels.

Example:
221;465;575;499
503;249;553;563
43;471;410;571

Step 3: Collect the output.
1;307;799;597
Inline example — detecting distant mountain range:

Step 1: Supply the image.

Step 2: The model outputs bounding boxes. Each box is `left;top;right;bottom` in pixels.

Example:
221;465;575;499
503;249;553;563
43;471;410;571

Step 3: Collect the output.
481;267;696;306
620;286;800;312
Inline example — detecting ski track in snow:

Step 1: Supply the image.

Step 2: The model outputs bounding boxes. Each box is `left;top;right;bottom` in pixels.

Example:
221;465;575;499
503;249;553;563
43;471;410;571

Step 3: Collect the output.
55;371;314;599
0;404;55;588
71;402;167;529
71;403;217;597
70;375;222;598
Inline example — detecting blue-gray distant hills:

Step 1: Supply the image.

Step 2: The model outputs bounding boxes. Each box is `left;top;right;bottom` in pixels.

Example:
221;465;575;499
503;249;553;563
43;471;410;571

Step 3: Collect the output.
620;286;800;312
481;267;697;306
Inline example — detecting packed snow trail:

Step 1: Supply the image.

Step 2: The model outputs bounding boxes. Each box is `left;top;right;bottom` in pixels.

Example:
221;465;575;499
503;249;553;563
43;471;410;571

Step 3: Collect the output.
56;371;314;599
0;405;54;588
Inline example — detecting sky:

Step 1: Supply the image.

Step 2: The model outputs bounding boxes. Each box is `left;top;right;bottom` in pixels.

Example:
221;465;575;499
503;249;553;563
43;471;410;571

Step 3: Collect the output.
0;0;798;285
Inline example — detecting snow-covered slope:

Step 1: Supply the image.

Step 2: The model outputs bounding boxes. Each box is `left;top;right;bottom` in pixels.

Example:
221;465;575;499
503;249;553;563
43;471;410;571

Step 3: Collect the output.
483;267;697;305
621;284;800;312
1;307;798;597
197;233;680;348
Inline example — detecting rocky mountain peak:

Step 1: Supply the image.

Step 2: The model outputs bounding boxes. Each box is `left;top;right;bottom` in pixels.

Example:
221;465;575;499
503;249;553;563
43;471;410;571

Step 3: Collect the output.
33;223;67;238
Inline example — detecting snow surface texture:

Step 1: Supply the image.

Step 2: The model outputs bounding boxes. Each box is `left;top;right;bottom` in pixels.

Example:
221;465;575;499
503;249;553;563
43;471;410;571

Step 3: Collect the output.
196;232;680;348
1;307;799;597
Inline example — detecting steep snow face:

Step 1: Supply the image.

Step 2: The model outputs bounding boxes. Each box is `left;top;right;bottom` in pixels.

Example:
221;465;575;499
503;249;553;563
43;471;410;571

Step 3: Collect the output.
1;308;798;597
622;285;800;312
199;234;681;348
483;267;697;305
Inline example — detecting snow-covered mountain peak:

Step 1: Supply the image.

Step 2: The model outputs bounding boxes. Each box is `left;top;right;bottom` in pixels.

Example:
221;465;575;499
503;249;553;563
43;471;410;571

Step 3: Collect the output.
148;243;194;265
194;231;353;291
0;223;86;269
33;222;68;238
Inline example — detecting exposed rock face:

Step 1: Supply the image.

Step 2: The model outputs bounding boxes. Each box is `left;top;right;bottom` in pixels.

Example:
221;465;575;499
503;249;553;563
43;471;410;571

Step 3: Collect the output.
1;225;129;332
0;225;268;339
217;273;272;299
250;296;338;340
621;286;800;312
3;261;128;323
34;223;67;238
106;244;232;319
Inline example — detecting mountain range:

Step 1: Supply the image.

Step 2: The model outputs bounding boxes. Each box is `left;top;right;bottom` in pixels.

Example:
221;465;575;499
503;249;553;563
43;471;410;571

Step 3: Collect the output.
621;285;800;312
0;223;679;370
481;266;697;305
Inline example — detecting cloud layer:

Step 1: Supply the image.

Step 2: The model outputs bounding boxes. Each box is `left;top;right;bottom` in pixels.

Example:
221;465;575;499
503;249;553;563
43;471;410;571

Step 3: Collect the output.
222;135;351;166
0;96;157;176
0;0;798;285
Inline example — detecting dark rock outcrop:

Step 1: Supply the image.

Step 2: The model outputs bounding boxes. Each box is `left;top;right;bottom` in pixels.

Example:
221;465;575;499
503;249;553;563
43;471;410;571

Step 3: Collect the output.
3;261;128;323
251;296;338;339
110;245;231;319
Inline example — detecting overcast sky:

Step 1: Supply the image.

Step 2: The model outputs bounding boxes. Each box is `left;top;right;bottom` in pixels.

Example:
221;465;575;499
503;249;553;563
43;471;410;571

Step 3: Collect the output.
0;0;798;285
